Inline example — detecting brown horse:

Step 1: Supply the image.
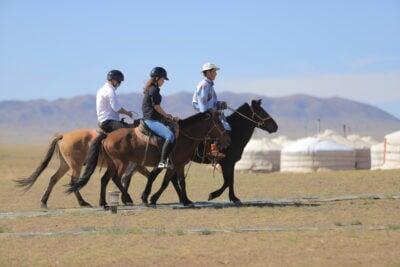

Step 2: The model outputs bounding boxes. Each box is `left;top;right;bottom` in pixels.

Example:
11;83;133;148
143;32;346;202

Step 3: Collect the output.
15;129;149;209
66;110;231;206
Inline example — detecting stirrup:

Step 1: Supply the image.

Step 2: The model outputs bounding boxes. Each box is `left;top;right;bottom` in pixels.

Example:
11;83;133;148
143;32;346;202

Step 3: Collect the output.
157;160;174;169
207;151;226;159
209;143;226;159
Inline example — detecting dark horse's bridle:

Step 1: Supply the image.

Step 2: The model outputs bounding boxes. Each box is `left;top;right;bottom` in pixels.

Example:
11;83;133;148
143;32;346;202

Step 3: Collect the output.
227;105;272;128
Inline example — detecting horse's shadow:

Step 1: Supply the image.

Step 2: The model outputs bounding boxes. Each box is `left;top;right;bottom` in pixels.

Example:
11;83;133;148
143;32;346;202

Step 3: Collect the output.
149;199;320;210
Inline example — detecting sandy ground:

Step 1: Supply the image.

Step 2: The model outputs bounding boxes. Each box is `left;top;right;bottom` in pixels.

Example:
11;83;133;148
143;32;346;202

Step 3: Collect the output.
0;144;399;266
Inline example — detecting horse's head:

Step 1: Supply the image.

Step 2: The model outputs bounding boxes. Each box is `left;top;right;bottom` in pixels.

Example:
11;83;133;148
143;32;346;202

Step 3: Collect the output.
250;99;278;133
205;109;231;148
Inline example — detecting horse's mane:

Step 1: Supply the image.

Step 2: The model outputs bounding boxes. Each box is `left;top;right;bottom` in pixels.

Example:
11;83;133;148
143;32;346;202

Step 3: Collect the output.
179;110;211;127
227;102;250;120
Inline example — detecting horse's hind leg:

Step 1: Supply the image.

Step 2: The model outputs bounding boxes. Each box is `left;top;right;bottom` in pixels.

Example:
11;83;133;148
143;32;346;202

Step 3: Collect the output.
70;167;92;207
41;156;70;209
111;162;134;205
112;174;134;205
121;162;138;190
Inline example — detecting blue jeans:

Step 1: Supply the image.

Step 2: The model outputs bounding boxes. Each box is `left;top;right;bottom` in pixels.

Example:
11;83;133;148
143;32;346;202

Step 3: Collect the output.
144;119;175;142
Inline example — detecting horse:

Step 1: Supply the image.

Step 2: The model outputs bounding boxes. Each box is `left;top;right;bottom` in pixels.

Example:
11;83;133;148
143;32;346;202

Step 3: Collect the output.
14;129;149;209
66;109;231;206
139;99;278;205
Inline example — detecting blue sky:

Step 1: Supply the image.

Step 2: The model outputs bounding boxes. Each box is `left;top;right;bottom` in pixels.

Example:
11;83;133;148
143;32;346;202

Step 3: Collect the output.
1;0;399;118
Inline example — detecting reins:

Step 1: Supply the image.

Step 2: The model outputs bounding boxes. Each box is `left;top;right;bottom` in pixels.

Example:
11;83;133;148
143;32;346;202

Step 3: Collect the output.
227;105;271;127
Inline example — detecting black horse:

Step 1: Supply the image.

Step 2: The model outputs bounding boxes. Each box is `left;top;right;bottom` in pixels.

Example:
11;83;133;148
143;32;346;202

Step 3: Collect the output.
124;99;278;205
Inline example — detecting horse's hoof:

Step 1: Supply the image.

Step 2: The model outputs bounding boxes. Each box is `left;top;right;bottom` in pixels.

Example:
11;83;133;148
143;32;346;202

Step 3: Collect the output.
124;202;133;206
208;193;214;201
233;199;242;205
150;196;158;205
80;201;92;208
40;203;48;209
183;201;195;207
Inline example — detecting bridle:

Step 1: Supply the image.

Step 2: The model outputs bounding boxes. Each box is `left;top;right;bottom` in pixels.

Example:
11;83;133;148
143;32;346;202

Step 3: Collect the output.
227;105;272;128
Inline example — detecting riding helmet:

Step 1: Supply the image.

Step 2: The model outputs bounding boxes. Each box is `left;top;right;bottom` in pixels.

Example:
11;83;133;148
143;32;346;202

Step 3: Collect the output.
107;70;125;83
150;67;169;80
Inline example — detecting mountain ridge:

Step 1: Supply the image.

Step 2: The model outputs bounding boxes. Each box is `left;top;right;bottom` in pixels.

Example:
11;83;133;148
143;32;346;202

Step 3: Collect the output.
1;92;399;144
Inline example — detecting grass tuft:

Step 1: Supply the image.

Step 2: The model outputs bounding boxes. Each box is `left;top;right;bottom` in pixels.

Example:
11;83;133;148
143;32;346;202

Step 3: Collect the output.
199;229;213;235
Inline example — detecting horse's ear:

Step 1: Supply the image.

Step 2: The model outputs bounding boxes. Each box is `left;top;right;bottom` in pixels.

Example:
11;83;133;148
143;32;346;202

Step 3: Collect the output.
252;99;262;106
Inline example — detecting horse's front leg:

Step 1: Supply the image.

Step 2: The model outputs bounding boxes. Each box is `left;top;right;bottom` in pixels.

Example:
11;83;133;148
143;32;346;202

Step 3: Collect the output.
141;167;162;205
208;162;230;201
176;167;194;207
223;162;241;203
150;169;174;205
170;172;183;203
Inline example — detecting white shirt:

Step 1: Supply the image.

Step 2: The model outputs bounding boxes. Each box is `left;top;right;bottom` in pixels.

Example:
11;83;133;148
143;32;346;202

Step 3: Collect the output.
96;82;123;123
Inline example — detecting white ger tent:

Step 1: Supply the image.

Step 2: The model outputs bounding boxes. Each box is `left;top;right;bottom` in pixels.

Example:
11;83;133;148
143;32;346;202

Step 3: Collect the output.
370;142;384;170
281;137;356;172
235;138;282;172
316;130;373;170
381;130;400;170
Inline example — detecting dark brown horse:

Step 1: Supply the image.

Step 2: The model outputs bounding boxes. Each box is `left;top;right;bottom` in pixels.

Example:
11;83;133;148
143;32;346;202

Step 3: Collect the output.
66;109;230;206
140;99;278;205
15;129;149;208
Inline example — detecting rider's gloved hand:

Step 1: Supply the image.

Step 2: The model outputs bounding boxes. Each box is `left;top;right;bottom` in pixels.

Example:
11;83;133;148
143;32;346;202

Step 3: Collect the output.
217;101;228;110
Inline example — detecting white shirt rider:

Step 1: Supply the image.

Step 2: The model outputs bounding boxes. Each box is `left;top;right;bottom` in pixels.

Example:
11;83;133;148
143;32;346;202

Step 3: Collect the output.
96;82;123;123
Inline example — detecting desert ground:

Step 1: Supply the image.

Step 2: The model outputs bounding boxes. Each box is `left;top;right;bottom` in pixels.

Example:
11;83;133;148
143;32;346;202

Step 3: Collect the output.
0;144;399;266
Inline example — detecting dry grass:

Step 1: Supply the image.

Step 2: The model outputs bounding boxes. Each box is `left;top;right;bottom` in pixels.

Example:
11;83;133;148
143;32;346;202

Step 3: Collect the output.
1;144;400;266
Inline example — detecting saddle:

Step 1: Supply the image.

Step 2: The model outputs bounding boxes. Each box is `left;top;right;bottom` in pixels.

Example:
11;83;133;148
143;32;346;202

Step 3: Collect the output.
134;120;179;147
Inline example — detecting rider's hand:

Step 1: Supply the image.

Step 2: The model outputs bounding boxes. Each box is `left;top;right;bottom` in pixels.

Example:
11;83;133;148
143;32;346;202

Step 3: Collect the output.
218;101;228;110
126;111;133;118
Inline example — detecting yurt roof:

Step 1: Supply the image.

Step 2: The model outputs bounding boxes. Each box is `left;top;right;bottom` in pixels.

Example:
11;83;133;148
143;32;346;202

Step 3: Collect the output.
371;142;384;151
385;130;400;143
316;130;370;149
360;136;379;146
244;138;282;151
282;137;354;153
271;136;295;148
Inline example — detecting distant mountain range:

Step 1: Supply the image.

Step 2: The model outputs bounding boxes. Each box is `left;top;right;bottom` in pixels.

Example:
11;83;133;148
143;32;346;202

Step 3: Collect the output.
1;92;400;144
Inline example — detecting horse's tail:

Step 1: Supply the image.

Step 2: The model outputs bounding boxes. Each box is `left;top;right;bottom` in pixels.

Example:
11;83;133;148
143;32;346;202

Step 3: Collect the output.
14;133;63;192
65;133;106;194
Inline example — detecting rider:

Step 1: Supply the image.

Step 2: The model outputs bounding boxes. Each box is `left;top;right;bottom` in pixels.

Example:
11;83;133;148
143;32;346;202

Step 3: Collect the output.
96;70;135;133
142;67;179;169
192;62;231;158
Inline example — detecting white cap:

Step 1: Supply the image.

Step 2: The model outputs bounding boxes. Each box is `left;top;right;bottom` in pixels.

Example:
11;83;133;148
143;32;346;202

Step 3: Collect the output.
201;62;220;72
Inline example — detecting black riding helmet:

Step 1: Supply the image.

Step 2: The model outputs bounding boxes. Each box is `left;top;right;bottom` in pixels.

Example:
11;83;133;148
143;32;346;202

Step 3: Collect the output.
150;67;169;80
107;70;124;83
